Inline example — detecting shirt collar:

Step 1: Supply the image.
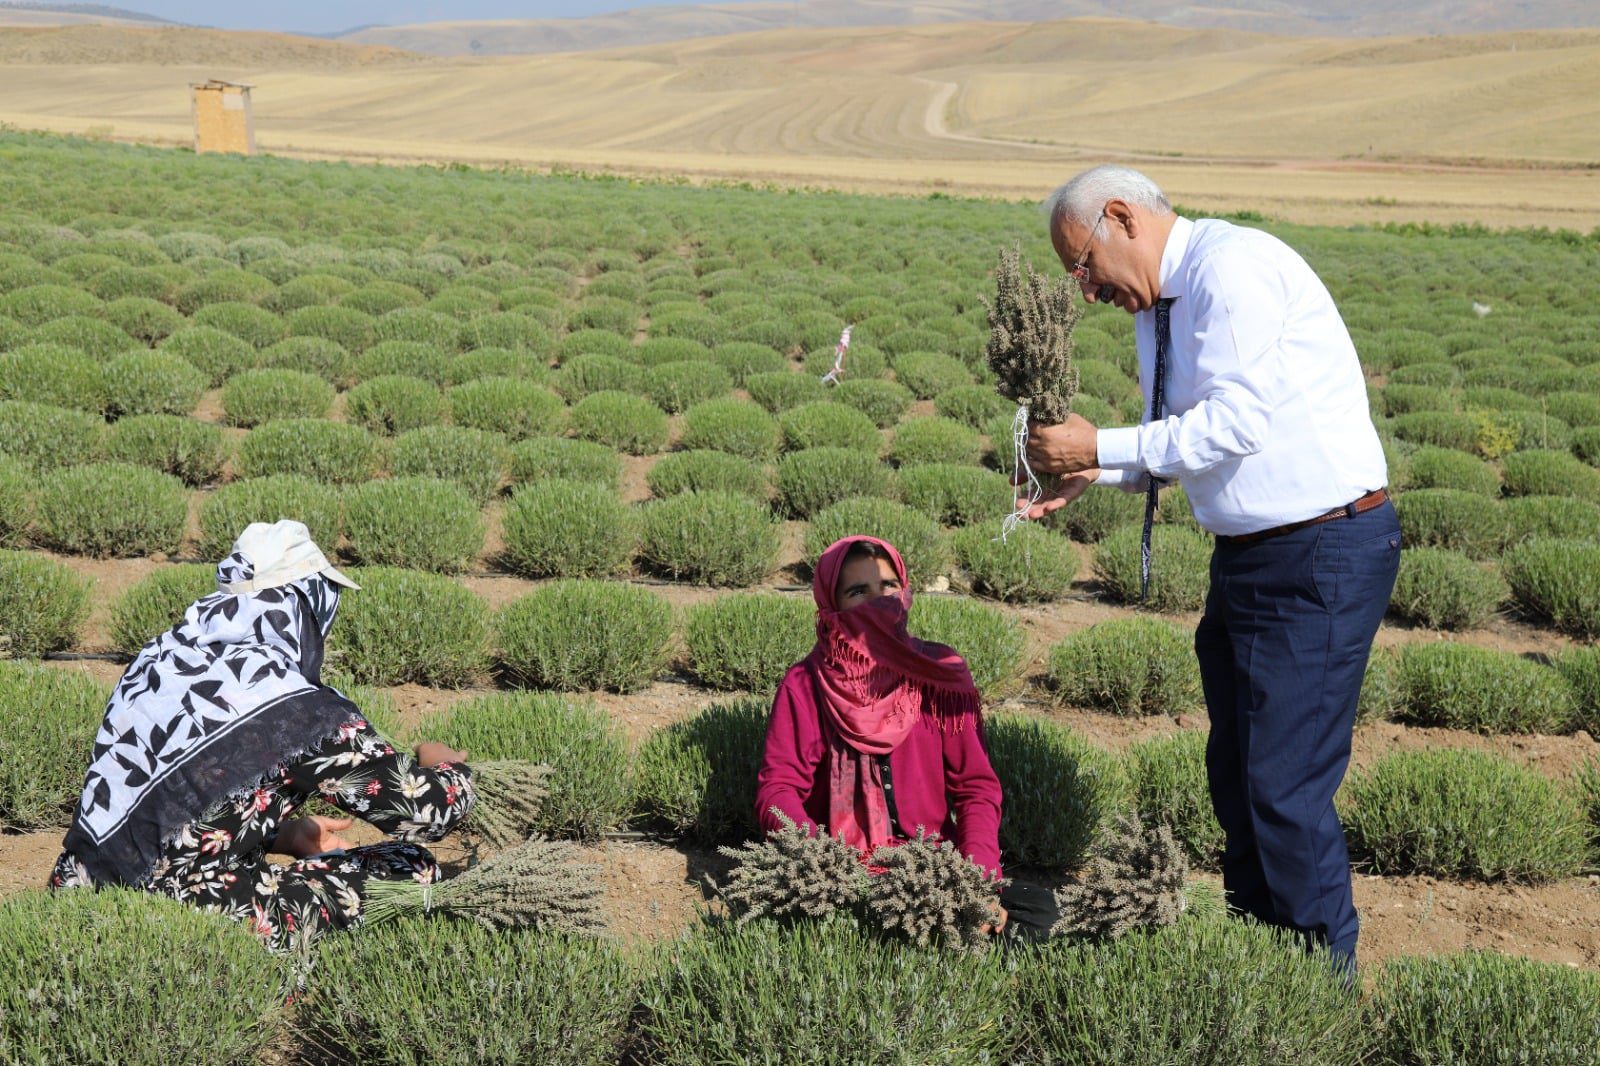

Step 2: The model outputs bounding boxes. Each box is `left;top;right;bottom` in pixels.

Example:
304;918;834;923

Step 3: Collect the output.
1158;215;1193;299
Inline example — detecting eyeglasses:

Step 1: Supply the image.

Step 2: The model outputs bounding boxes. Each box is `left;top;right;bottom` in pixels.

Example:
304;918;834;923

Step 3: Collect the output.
1069;210;1107;285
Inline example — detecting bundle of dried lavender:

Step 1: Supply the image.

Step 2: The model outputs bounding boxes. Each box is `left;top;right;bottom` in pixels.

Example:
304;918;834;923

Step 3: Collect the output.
1051;816;1188;941
715;810;868;924
866;830;1007;951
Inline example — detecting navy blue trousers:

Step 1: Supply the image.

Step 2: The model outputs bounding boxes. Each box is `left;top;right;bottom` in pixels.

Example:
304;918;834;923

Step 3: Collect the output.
1195;499;1400;966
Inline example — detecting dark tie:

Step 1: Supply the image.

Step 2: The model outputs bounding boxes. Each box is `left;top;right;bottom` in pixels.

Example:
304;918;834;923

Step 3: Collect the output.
1140;297;1176;602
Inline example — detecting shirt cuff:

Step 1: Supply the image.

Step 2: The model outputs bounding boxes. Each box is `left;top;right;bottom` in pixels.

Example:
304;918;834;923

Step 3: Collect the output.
1094;467;1138;487
1095;426;1142;470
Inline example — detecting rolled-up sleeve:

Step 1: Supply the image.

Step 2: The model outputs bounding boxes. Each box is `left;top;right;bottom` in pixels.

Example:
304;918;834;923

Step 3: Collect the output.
1097;249;1291;480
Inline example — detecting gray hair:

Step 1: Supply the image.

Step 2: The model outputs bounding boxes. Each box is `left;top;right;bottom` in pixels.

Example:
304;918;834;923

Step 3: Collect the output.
1042;165;1172;228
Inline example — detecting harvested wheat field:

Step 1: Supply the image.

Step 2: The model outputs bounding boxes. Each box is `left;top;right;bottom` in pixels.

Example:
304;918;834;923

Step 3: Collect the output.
0;18;1598;228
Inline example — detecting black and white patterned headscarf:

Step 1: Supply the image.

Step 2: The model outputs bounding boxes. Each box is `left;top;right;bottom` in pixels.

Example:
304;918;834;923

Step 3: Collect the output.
61;551;359;886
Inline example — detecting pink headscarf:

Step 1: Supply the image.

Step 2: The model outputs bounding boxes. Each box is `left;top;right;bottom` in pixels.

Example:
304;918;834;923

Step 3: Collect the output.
806;536;981;856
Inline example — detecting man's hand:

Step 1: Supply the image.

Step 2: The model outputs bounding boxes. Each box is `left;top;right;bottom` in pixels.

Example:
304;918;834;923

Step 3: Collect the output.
1026;413;1099;475
272;815;354;858
1015;468;1099;521
414;741;469;768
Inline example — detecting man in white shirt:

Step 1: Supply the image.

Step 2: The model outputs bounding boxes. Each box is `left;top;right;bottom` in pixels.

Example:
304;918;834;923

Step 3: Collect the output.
1022;165;1398;970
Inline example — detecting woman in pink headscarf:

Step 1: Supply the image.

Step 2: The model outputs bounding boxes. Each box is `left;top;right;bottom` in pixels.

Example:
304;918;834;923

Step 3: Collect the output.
754;535;1006;930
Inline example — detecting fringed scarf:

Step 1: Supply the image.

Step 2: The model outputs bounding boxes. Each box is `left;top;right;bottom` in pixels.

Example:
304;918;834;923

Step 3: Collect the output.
806;536;981;858
60;552;359;887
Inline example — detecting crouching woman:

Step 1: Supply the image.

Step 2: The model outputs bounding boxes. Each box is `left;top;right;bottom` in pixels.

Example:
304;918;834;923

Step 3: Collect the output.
754;535;1007;932
49;520;475;953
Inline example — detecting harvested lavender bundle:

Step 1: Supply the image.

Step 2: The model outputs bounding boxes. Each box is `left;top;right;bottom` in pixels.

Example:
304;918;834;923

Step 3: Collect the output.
463;760;551;852
363;837;606;934
984;244;1084;535
715;810;868;924
866;830;1008;951
1051;816;1188;941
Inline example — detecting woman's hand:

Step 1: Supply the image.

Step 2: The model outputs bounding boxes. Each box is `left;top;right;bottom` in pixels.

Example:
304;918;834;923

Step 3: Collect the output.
981;899;1009;936
272;815;354;858
414;741;469;768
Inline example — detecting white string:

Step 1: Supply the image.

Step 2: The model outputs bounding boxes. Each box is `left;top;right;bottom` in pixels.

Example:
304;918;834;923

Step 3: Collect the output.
820;325;852;386
419;881;434;914
1000;403;1043;542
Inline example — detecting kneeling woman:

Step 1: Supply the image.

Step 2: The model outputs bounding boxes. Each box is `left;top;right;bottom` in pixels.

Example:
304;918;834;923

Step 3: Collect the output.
755;535;1006;929
50;520;474;953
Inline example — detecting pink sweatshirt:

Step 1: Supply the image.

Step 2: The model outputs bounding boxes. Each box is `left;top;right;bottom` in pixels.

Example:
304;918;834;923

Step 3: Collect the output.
754;663;1005;878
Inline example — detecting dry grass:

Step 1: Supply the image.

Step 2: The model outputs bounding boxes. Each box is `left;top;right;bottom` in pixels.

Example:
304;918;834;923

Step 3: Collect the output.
0;19;1597;227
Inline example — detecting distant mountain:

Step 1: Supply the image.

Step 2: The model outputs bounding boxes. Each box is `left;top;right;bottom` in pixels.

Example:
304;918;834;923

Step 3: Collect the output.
336;0;1600;55
0;2;178;25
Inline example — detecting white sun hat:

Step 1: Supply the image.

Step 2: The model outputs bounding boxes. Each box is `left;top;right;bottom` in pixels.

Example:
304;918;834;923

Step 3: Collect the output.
219;519;360;594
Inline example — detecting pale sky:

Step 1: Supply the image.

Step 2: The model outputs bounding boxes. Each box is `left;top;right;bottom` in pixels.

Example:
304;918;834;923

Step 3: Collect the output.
111;1;704;35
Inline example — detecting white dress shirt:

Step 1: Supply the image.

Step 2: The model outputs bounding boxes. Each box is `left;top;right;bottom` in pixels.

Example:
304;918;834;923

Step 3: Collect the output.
1093;216;1387;537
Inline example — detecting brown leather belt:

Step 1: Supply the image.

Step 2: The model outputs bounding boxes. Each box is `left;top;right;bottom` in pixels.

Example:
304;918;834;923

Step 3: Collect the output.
1219;488;1390;546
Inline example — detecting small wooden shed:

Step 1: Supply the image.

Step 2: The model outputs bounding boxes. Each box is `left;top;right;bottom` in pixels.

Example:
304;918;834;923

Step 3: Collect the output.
190;80;255;155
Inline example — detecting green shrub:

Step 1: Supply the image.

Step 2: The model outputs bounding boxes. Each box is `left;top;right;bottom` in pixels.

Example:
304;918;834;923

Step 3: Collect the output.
679;397;779;460
1128;730;1222;868
34;462;186;558
780;401;881;453
1503;494;1600;545
0;550;90;659
1502;538;1600;638
895;463;1012;529
1396;642;1574;734
1020;920;1365;1066
30;314;132;360
374;307;461;349
1047;485;1146;543
1572;426;1600;466
0;343;103;412
1369;950;1600;1066
198;474;343;561
501;479;638;578
638;916;1016;1066
304;920;634;1066
0;282;102;325
1388;548;1507;630
221;368;334;427
1048;617;1203;716
420;691;632;838
0;660;104;827
569;390;669;455
108;563;214;655
684;592;813;692
0;889;287;1065
1551;645;1600;736
104;413;226;486
648;449;767;499
447;346;552;386
1544;390;1600;428
391;424;507;502
643;359;732;413
0;400;102;471
497;580;673;693
355;340;449;384
447;377;566;440
774;446;889;518
344;373;447;436
892;351;971;398
553;353;643;402
832;378;914;428
235;418;382;484
1092;523;1212;611
1342;748;1586;881
633;697;769;840
287;304;375;353
506;436;621;490
100;351;207;420
888;416;982;467
329;566;490;686
1391;410;1481;453
986;712;1130;871
1502;409;1573;454
745;370;826;413
640;490;778;586
344;476;483;573
1406;446;1500;496
158;325;255;387
0;456;29;547
191;300;286;349
1394;488;1507;559
803;497;949;589
258;335;353;386
1387;361;1460;388
1503;448;1600;503
803;343;888;381
710;342;787;384
952;521;1077;603
1358;645;1405;724
907;593;1024;697
103;296;183;345
933;383;1010;430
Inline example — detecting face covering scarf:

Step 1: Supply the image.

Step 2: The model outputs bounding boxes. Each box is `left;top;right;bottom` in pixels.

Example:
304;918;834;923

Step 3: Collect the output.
60;553;359;886
806;536;981;856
